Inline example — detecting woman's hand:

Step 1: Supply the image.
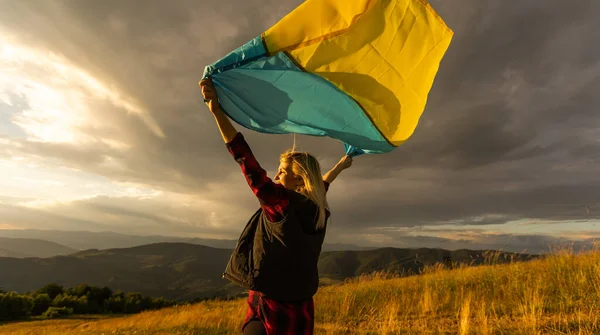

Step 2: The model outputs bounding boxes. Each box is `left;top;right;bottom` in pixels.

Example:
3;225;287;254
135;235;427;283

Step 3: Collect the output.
323;155;353;184
200;78;220;114
200;77;238;143
337;155;353;170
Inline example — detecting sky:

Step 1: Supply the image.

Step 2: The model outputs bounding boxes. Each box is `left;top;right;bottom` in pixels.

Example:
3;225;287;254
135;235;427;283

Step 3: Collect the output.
0;0;599;252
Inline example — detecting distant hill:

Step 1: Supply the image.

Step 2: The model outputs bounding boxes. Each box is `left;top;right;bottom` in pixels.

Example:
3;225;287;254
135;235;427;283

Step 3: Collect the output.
0;243;237;301
0;243;536;301
0;229;371;252
0;248;31;258
0;237;77;258
317;247;537;280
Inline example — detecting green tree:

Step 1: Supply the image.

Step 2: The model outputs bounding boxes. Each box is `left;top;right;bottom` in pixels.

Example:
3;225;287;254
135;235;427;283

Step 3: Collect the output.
106;295;126;314
87;286;112;313
69;284;91;297
124;292;143;314
41;306;73;319
0;292;34;320
52;294;88;314
36;283;64;300
31;294;52;316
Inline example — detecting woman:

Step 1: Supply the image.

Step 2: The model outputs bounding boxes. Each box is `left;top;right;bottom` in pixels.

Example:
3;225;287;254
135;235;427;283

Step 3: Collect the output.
200;78;353;335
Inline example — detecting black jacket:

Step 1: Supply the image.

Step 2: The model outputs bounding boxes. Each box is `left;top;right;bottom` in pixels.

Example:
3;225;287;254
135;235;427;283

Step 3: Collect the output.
222;189;329;302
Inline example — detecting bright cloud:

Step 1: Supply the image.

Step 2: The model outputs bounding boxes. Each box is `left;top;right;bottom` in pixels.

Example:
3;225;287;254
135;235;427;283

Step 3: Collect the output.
0;33;164;145
0;31;176;229
2;185;249;237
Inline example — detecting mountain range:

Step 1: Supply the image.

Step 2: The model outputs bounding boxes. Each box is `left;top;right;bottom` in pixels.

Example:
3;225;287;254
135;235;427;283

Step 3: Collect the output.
0;237;77;258
0;242;537;301
0;229;372;256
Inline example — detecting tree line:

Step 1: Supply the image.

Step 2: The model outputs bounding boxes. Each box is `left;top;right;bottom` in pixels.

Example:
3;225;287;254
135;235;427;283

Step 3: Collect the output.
0;283;176;321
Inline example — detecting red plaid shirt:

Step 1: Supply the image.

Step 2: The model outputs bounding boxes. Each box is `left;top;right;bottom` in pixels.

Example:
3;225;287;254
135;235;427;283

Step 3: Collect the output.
243;290;314;335
226;132;329;223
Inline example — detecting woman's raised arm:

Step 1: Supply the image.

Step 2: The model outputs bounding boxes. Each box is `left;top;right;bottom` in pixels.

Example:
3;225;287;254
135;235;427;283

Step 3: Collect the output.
323;155;353;184
200;78;238;143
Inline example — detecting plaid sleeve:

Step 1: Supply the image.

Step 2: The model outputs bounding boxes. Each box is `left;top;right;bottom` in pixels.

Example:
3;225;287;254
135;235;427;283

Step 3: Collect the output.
226;132;288;222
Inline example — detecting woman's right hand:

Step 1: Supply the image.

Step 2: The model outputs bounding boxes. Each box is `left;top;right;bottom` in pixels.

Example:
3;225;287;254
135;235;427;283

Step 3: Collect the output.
200;78;220;114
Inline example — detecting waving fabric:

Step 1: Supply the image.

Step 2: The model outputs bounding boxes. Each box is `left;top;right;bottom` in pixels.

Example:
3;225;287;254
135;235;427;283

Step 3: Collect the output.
202;0;453;155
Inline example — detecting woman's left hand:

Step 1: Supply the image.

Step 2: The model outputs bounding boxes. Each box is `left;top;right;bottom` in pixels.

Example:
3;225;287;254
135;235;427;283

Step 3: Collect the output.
337;155;353;170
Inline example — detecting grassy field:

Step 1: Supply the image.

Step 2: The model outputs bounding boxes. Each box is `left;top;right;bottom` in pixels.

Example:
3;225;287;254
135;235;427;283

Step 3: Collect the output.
1;245;598;334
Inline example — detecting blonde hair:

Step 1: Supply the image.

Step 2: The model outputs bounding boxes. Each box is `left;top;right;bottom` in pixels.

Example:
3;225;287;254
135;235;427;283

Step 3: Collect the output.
280;137;329;230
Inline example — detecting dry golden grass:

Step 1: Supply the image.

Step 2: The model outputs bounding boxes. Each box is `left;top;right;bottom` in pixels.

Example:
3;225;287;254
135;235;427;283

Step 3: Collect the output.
1;244;599;334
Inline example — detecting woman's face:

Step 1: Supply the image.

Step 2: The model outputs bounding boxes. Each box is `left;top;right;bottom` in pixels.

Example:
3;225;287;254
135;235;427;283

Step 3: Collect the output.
274;160;302;191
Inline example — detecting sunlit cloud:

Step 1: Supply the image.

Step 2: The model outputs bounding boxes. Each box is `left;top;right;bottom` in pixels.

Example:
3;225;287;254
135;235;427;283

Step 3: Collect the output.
0;32;164;145
3;186;248;237
0;30;176;222
12;176;64;187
